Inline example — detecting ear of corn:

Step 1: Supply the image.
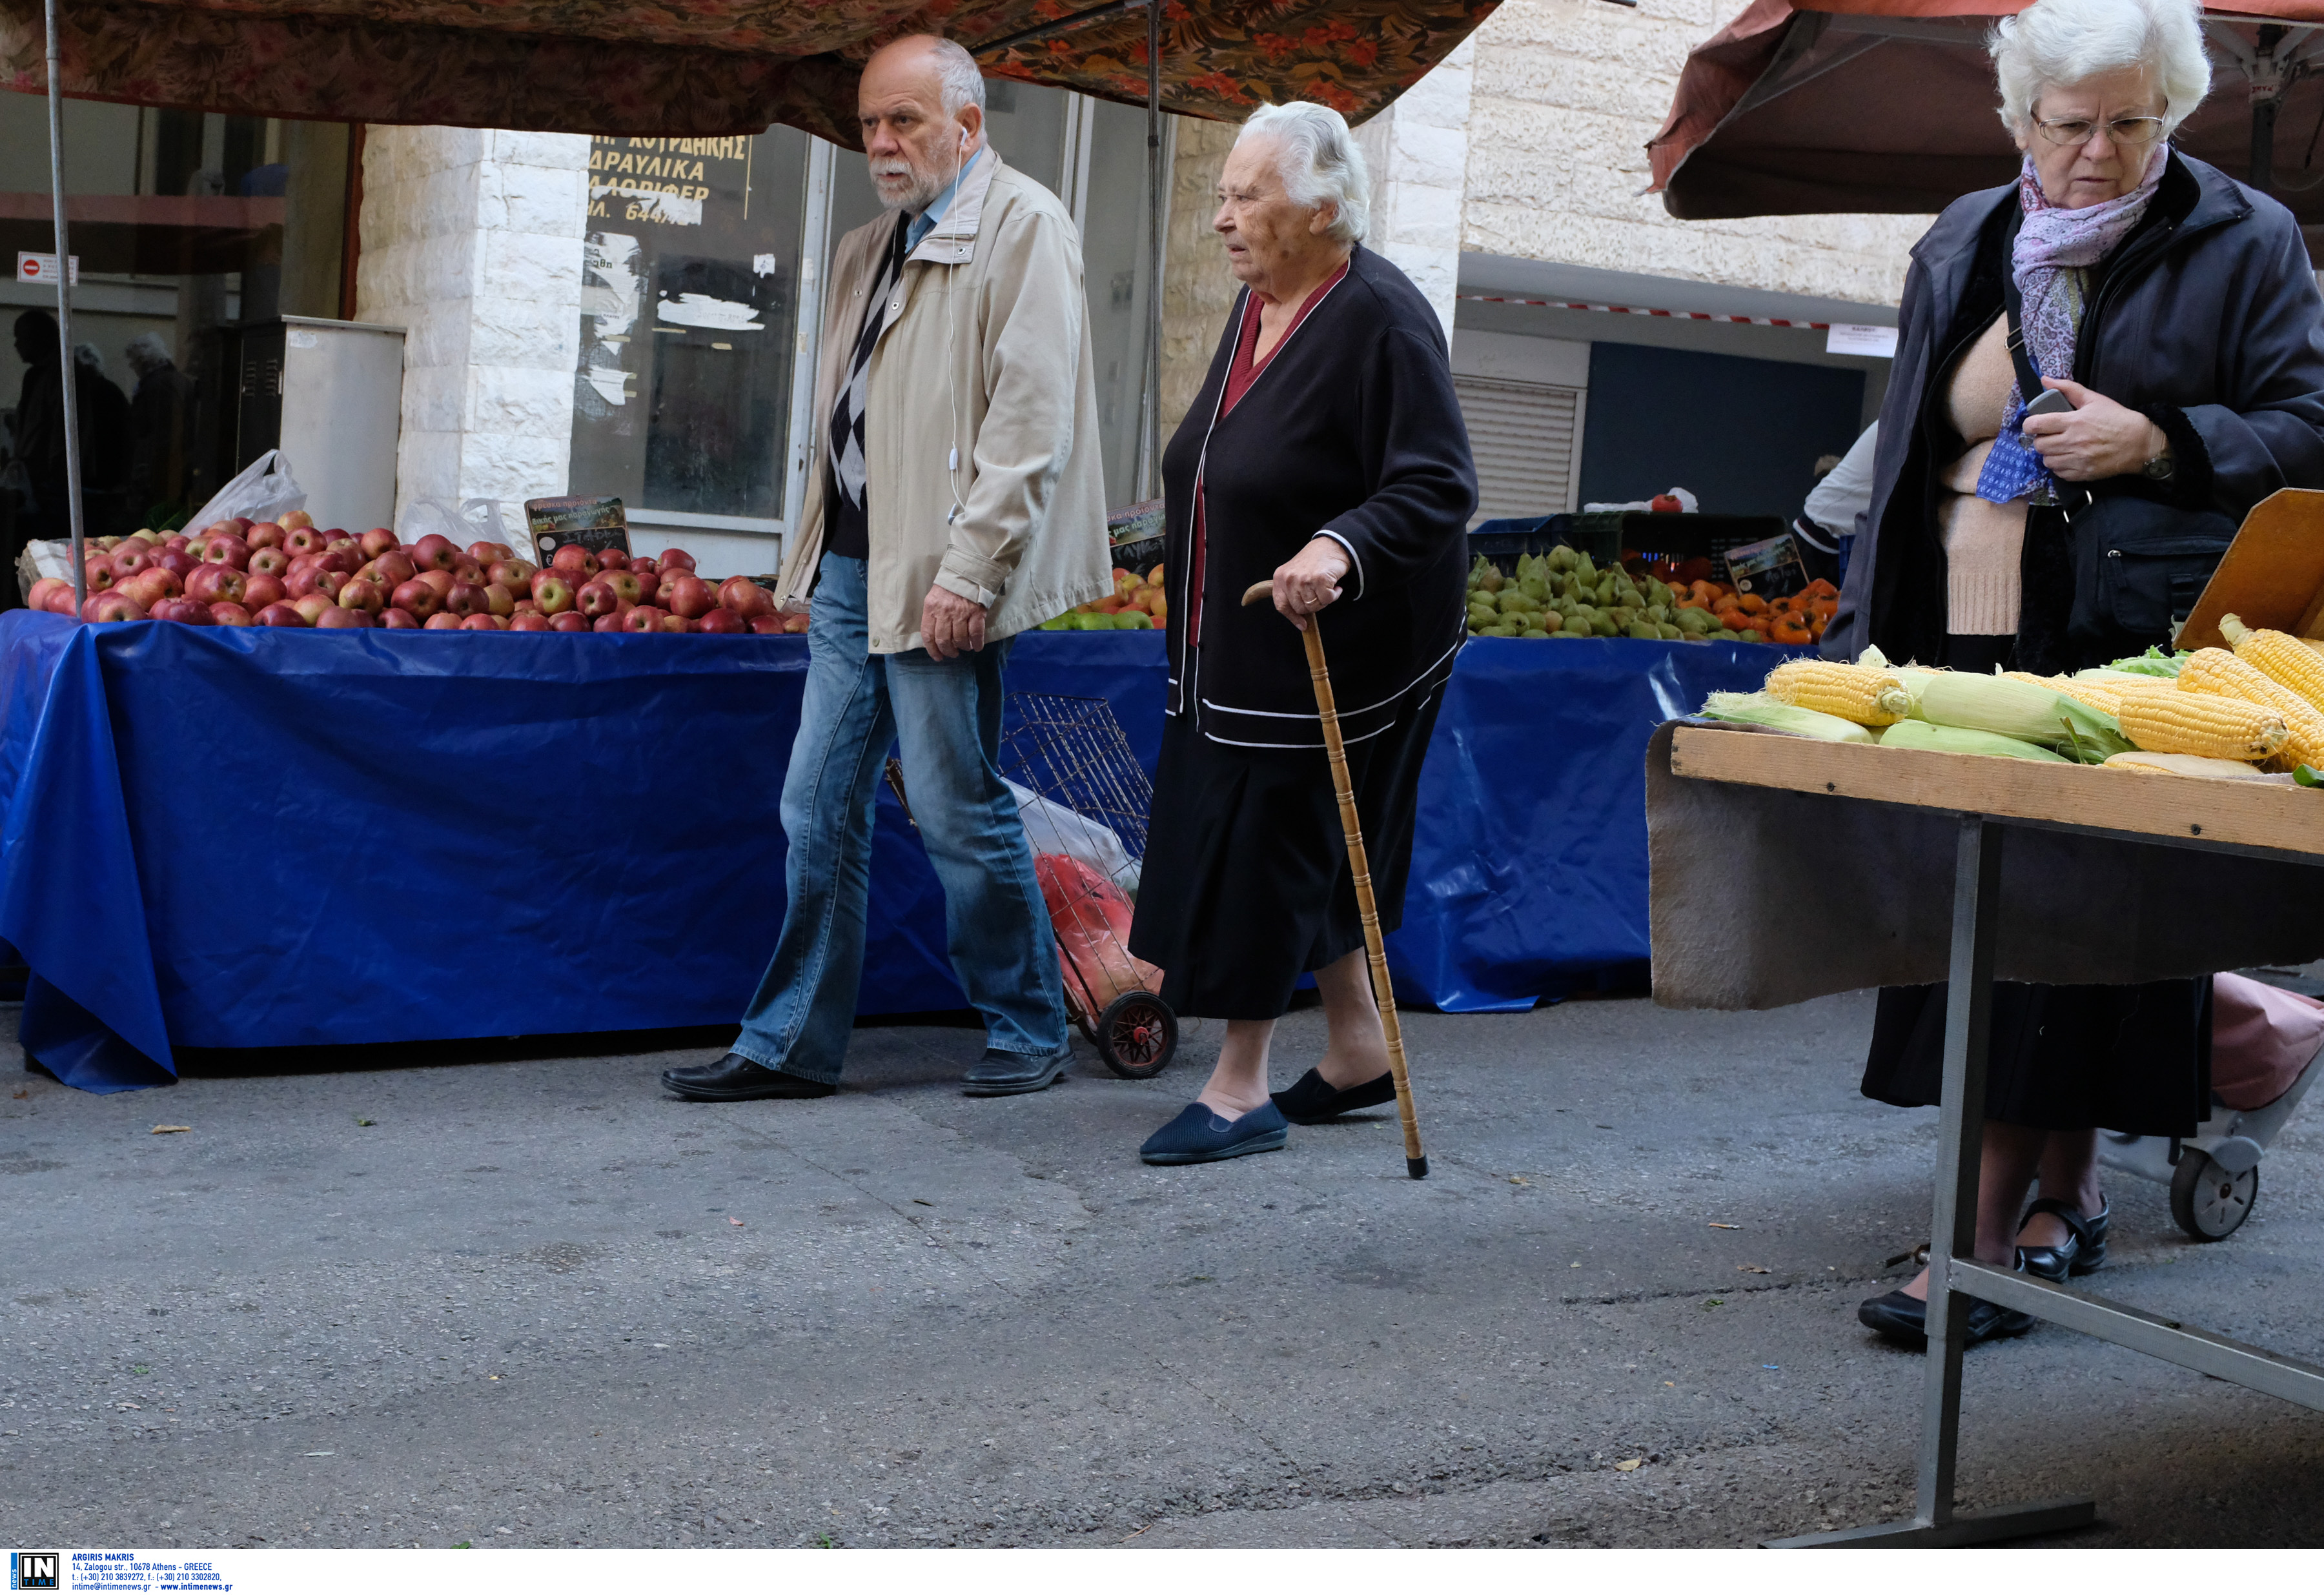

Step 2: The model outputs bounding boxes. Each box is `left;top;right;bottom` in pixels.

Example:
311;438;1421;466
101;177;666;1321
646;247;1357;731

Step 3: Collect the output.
1699;691;1875;743
1764;660;1911;726
1910;671;2132;762
2103;751;2290;782
2115;689;2289;762
1878;720;2069;762
2219;613;2324;713
2176;645;2324;771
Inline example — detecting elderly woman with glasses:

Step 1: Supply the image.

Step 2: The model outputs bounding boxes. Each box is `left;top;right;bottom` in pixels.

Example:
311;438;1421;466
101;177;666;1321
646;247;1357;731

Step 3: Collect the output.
1126;101;1476;1166
1824;0;2324;1347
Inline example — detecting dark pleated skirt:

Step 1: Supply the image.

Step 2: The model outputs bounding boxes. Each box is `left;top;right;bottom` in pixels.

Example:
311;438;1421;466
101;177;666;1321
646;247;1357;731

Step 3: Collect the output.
1128;671;1443;1021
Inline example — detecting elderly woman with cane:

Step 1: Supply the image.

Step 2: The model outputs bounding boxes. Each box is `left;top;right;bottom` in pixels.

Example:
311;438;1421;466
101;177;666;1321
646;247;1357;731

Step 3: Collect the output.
1126;101;1476;1166
1824;0;2324;1345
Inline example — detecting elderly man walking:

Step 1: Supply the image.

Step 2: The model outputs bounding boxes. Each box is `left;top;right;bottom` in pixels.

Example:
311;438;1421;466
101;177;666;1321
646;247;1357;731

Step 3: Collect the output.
664;33;1110;1103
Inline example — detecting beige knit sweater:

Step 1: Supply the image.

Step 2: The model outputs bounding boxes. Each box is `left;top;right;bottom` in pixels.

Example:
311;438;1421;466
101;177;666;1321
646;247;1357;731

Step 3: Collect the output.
1934;314;2029;637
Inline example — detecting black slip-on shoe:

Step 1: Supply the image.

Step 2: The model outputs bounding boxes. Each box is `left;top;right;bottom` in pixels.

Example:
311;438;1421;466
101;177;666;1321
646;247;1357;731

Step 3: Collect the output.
662;1053;837;1102
962;1041;1073;1097
1139;1101;1290;1164
1857;1282;2035;1349
1271;1067;1397;1124
2017;1194;2110;1282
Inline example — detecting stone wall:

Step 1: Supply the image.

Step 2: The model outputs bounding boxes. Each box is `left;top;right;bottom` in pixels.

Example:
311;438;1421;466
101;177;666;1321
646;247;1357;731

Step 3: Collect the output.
1462;0;1927;306
1356;36;1476;339
355;128;589;529
1158;118;1241;440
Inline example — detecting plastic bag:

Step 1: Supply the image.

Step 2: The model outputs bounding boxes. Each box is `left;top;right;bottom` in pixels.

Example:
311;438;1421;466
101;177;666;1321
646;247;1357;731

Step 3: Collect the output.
1007;779;1139;896
400;497;513;551
185;449;305;532
1035;853;1159;1010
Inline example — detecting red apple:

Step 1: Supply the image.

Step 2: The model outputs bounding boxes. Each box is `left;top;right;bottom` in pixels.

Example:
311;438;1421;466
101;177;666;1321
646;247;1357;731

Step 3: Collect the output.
658;546;697;573
511;599;541;616
185;565;249;606
749;614;785;635
377;606;422;629
782;613;810;635
460;613;500;632
241;572;287;611
718;576;774;619
449;562;486;591
603;571;644;606
154;549;197;582
551;544;599;579
508;612;553;632
424;612;462;631
658;611;693;634
391;580;443;619
110;547;152;580
411;534;460;572
285;526;329;556
254;602;306;627
591;611;625;633
486;558;537;591
337;579;385;615
358;527;400;560
482;583;516;618
123;569;182;607
314;605;372;629
369;551;416;585
85;593;147;623
622;605;666;633
152;597;212;624
278;509;314;531
548;611;589;633
665;575;715;620
286;566;346;601
201;534;250;570
83;561;117;593
629;556;659;582
575;579;624;619
248;547;290;579
314;548;359;576
245;522;286;551
697;607;746;635
209;602;253;627
464;541;510;567
530;573;575;615
26;578;68;611
163;534;189;553
416;569;456;600
291;594;338;626
41;584;81;615
443;582;487;617
595;547;631;571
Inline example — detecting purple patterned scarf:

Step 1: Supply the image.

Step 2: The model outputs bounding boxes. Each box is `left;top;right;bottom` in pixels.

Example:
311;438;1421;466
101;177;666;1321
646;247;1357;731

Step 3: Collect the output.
1975;144;2167;505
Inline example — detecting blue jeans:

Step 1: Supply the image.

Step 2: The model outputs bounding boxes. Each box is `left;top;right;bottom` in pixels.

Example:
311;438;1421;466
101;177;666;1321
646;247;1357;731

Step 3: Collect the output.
733;554;1065;1082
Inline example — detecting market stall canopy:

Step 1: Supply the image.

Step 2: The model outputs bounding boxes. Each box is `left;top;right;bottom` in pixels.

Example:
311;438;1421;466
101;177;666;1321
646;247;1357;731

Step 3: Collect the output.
0;0;1498;140
1649;0;2324;223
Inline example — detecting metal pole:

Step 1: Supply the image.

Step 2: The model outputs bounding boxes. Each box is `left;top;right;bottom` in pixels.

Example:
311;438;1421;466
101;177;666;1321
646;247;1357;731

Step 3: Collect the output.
1144;0;1163;502
1917;815;2003;1529
45;0;87;606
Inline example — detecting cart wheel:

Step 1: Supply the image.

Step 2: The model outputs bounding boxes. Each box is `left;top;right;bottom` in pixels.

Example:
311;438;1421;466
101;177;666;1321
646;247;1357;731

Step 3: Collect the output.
1096;990;1177;1080
2170;1150;2258;1241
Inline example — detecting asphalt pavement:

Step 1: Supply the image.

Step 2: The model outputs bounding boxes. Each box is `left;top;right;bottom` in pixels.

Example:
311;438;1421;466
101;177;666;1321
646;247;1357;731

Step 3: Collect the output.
5;984;2321;1549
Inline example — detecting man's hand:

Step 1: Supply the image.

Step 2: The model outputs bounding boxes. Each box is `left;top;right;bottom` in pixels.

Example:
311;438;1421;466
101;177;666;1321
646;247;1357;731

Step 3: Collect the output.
2021;379;2168;482
1270;536;1351;633
921;584;988;660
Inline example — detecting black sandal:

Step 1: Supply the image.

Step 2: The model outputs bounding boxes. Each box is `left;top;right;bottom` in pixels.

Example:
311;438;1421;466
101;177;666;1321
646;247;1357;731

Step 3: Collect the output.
1271;1068;1395;1124
2017;1194;2110;1283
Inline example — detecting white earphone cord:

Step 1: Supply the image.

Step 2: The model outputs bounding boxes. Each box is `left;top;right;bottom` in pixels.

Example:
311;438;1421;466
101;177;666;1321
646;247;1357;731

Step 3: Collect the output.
943;123;969;529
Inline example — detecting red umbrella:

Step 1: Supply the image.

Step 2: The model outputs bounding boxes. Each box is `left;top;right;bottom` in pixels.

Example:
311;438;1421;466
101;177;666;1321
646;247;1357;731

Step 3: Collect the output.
1649;0;2324;223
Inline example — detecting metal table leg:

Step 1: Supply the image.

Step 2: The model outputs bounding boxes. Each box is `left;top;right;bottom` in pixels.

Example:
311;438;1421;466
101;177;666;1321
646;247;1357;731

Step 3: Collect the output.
1769;816;2095;1547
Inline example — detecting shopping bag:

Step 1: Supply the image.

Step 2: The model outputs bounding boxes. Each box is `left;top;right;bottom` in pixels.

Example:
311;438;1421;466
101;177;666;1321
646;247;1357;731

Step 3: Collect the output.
1035;853;1159;1010
185;449;306;532
1007;780;1140;896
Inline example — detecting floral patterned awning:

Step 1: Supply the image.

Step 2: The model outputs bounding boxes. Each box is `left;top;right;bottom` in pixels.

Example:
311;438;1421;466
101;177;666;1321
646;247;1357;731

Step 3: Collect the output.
0;0;1500;140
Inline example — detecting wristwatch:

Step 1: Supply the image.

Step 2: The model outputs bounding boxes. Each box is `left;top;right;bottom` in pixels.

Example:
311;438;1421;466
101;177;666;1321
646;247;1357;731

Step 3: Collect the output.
2141;442;2175;481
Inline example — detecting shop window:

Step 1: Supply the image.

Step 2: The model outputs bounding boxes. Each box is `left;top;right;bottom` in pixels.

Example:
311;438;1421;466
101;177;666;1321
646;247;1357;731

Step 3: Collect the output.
1458;376;1585;527
568;128;810;534
1;96;349;563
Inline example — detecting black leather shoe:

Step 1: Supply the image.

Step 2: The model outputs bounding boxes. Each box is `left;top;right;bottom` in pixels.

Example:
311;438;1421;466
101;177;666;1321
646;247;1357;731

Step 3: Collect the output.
962;1041;1072;1097
2017;1194;2110;1283
1272;1067;1396;1124
662;1053;837;1102
1859;1275;2036;1349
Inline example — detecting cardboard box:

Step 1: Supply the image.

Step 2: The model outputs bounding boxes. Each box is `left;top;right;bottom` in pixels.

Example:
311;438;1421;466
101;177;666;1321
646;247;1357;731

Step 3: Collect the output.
2179;488;2324;651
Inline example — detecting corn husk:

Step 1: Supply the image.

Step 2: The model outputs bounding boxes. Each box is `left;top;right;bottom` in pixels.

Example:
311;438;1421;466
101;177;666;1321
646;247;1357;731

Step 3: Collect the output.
1906;671;2130;762
1878;719;2070;762
1698;691;1876;743
2103;751;2294;782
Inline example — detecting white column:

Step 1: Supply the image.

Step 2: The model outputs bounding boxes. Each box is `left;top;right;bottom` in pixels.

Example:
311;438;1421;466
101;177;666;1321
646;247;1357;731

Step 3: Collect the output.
356;128;589;533
1355;35;1476;343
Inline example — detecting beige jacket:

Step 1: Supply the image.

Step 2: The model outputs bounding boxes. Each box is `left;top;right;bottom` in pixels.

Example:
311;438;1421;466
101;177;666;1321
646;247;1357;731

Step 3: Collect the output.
774;148;1112;653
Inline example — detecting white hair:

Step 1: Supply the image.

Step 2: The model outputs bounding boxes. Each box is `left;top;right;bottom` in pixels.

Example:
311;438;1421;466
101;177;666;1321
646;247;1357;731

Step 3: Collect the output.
1236;101;1370;244
1990;0;2211;137
126;332;172;370
921;36;987;118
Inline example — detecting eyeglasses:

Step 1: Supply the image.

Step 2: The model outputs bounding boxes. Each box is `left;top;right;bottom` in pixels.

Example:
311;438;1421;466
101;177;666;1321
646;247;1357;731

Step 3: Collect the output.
2033;114;2166;147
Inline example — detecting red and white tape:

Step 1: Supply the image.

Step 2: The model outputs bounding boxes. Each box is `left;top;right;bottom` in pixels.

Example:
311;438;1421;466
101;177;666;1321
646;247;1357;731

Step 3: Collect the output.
1455;294;1830;330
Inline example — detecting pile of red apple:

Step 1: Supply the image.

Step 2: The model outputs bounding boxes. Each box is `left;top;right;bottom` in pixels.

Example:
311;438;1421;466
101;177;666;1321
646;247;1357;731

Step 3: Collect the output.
26;512;811;635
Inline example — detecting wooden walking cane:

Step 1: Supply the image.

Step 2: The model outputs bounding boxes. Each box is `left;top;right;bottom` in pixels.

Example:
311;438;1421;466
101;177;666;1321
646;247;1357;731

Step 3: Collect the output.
1242;580;1428;1179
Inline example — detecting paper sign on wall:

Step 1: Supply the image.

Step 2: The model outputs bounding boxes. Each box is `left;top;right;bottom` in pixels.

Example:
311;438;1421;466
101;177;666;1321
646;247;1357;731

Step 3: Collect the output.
15;252;78;285
1826;323;1899;359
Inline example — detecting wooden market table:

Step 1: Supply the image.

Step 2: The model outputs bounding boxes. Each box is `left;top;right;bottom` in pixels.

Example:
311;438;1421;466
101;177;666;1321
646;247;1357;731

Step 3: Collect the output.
1648;721;2324;1547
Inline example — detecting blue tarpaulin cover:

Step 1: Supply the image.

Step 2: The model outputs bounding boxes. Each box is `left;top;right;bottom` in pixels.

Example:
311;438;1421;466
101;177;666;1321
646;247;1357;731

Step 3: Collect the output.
0;611;1785;1091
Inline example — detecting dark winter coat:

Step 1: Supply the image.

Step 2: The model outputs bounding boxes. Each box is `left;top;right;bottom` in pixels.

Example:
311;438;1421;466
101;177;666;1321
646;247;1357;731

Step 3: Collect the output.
1824;151;2324;670
1159;244;1476;748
